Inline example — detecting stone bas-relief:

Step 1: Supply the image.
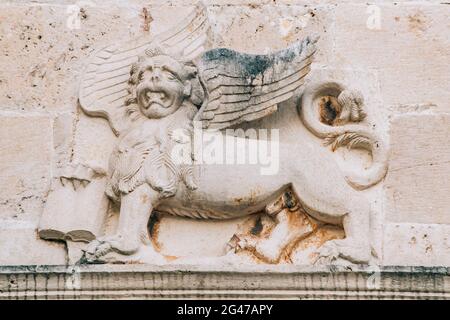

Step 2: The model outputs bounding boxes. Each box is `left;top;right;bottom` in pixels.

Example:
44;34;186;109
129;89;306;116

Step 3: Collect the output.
38;3;388;266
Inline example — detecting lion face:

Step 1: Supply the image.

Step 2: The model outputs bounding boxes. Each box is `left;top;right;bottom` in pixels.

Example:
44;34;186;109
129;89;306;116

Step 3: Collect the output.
134;55;193;119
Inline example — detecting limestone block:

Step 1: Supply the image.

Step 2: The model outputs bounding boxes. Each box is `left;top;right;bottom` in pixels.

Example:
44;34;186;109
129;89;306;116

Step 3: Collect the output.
385;114;450;224
332;3;450;111
0;114;51;221
0;222;66;266
383;223;450;267
0;3;146;113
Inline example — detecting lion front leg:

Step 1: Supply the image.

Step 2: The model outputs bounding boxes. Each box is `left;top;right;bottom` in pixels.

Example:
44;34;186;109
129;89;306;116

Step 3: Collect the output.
84;184;161;263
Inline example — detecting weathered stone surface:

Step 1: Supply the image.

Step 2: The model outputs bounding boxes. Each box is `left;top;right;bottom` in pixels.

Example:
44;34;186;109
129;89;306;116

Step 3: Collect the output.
385;114;450;224
383;223;450;267
206;3;333;65
52;113;75;169
0;2;172;112
0;3;192;114
0;265;449;299
155;215;246;258
0;225;66;266
0;114;51;221
332;3;450;112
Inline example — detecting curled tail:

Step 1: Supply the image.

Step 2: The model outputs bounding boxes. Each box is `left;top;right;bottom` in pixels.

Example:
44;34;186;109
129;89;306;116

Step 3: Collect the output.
299;81;388;190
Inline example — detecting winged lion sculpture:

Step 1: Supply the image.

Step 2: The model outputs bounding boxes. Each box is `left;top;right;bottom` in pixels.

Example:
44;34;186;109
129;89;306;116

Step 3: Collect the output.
41;4;388;265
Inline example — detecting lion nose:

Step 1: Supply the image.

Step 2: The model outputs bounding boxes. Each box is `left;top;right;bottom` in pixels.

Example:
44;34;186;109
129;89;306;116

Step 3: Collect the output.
151;70;161;82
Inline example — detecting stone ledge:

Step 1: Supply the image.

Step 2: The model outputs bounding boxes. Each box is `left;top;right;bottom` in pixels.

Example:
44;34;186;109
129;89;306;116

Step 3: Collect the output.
0;265;448;299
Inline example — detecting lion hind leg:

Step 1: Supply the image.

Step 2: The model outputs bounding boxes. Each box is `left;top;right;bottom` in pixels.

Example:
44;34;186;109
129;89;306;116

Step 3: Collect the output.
315;199;371;265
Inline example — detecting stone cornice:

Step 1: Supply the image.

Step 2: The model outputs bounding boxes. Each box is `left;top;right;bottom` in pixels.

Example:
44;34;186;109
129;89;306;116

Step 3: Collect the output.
0;265;448;299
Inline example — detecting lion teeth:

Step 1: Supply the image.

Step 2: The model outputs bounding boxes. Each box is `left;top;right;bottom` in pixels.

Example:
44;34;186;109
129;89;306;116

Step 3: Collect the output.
146;91;165;100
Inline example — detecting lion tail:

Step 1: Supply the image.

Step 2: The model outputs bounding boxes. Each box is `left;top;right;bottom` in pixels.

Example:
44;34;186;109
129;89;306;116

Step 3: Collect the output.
323;129;388;190
299;81;389;190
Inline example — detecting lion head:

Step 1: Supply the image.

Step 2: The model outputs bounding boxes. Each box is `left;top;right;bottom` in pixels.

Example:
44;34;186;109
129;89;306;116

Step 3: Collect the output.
125;46;204;119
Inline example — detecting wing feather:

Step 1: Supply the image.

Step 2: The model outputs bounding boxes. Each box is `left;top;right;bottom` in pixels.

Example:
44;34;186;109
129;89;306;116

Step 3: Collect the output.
195;36;318;130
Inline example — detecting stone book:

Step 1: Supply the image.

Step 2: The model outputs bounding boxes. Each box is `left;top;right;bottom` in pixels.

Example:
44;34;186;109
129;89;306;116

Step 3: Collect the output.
38;177;109;243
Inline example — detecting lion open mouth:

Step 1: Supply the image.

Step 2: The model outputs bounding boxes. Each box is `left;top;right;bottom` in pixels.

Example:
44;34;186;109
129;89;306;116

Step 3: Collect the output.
139;88;172;109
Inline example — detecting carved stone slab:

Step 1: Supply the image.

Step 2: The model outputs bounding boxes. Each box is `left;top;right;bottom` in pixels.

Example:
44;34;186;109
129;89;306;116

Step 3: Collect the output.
36;2;389;267
1;0;449;300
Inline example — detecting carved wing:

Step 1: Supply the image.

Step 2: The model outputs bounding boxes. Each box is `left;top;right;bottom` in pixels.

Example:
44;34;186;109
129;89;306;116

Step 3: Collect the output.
79;3;211;135
194;36;317;130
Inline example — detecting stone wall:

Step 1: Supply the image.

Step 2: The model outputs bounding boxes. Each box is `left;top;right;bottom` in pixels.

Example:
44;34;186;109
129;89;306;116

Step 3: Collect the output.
0;0;449;270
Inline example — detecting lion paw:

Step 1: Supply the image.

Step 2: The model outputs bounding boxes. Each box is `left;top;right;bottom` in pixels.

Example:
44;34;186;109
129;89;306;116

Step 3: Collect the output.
314;241;341;265
314;239;370;265
82;240;110;264
82;235;139;264
58;162;106;191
